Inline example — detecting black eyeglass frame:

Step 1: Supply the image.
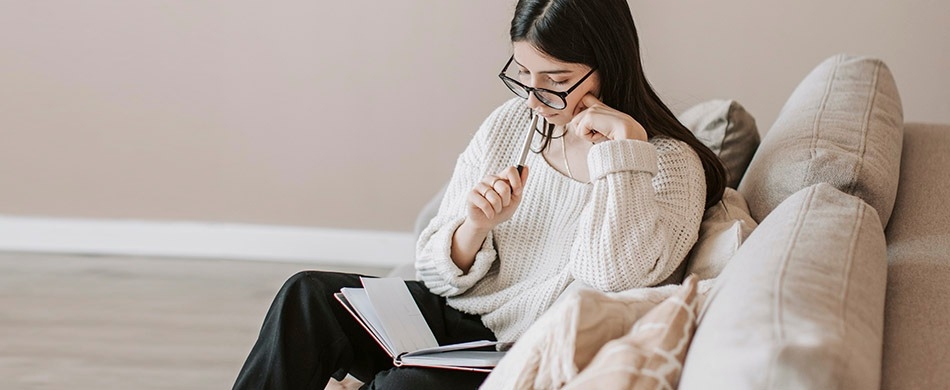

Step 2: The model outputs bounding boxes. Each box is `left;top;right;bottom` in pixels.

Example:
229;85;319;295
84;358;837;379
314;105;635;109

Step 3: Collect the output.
498;56;597;110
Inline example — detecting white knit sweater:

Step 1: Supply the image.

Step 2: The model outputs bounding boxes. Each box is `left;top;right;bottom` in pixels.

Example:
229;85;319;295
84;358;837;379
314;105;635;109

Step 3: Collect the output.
415;98;706;343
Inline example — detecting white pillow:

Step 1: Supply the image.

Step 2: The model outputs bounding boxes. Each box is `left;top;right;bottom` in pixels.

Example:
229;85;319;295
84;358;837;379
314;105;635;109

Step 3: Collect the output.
684;188;757;280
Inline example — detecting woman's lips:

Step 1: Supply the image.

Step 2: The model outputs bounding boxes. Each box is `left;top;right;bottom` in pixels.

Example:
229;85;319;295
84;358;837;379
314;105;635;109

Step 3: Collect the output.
536;111;557;118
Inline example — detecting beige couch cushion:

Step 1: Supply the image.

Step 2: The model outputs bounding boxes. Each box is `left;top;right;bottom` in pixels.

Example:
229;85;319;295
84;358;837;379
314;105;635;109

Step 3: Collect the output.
679;183;888;389
738;54;903;227
881;122;950;389
683;188;757;280
678;99;760;188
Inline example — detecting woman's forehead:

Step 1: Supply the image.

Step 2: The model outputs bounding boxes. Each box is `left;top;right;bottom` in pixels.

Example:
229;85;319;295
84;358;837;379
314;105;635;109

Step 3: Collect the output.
512;42;586;74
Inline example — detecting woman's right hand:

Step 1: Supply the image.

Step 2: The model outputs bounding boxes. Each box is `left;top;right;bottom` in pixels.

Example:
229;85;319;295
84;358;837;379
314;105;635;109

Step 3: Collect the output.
451;165;528;273
465;165;529;231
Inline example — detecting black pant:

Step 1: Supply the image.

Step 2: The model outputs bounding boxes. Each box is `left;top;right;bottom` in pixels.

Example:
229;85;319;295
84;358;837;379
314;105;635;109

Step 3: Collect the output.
233;271;495;389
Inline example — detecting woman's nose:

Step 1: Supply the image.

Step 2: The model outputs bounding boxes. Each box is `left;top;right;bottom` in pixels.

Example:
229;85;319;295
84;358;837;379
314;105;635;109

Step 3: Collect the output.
524;91;544;110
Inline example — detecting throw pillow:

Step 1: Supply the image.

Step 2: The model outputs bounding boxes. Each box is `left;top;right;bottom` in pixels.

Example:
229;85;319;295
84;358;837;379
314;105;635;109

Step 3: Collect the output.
679;183;888;389
738;54;904;227
683;188;757;280
678;99;760;188
560;275;701;390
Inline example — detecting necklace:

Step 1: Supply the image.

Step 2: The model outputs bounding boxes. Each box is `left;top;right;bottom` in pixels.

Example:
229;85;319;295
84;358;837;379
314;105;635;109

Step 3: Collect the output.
561;134;574;180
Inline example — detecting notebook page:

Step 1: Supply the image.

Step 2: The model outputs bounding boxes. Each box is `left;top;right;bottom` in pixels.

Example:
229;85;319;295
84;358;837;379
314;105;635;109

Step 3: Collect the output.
401;340;499;357
360;277;439;354
399;350;505;368
338;288;396;355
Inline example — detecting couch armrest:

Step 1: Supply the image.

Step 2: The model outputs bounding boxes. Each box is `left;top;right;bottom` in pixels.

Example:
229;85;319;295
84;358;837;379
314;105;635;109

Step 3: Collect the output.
881;122;950;388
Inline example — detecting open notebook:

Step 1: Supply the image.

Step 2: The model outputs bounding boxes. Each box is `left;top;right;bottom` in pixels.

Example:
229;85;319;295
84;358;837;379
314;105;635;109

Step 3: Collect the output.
333;277;506;372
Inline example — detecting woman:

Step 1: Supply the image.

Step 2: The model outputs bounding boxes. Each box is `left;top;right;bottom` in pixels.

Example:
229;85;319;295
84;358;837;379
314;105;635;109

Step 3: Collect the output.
233;0;725;388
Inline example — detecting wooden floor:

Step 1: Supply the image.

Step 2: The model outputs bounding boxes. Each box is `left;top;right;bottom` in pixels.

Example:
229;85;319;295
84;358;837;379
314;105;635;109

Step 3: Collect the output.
0;252;389;390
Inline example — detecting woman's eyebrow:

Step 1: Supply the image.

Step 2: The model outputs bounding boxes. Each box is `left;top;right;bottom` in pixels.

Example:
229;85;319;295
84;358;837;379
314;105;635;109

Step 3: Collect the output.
513;58;574;75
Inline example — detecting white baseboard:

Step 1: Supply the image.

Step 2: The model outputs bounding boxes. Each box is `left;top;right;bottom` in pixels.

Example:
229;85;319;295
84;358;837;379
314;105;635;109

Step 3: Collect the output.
0;215;416;268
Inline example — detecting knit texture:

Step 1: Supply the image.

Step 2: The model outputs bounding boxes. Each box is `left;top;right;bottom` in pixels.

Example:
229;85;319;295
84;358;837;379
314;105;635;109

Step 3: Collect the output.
415;98;707;342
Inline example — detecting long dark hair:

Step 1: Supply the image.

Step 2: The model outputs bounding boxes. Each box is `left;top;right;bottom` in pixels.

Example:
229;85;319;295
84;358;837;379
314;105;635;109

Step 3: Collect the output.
511;0;725;208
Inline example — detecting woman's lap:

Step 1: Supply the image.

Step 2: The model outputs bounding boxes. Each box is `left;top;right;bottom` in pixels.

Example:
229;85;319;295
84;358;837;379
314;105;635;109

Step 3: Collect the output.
233;270;494;389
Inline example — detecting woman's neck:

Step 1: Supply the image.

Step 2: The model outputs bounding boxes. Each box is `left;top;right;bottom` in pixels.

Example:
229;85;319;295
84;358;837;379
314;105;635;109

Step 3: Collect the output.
544;124;592;183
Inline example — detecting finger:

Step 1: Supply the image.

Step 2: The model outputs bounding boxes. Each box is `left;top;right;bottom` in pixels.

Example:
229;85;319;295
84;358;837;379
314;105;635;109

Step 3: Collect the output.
477;177;505;214
573;100;587;116
590;131;607;144
469;189;495;219
569;110;585;135
573;92;599;116
572;114;599;143
484;189;504;214
501;166;523;197
581;93;602;108
475;181;492;200
482;176;510;207
478;175;500;196
491;178;512;207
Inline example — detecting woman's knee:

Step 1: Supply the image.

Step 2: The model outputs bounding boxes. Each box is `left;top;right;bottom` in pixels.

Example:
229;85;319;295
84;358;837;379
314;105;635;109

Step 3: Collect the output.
278;270;362;299
276;271;352;306
279;270;323;295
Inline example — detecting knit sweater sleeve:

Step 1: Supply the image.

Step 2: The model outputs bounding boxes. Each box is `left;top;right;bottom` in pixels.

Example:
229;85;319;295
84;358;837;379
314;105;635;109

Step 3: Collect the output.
414;99;525;297
569;137;706;292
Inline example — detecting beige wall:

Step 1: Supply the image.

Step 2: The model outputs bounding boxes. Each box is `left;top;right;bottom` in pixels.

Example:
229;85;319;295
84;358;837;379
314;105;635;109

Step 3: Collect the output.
1;1;948;232
632;1;950;133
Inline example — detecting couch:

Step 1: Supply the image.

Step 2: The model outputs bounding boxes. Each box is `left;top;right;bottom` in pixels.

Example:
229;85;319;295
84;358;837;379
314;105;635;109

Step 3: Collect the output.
392;54;950;389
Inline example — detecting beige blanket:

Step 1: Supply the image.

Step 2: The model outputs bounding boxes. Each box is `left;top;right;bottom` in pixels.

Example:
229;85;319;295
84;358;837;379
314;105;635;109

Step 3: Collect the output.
481;275;712;390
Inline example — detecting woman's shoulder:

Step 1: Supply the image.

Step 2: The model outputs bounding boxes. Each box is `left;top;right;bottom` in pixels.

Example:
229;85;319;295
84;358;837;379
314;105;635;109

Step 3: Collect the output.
649;135;702;168
649;134;687;151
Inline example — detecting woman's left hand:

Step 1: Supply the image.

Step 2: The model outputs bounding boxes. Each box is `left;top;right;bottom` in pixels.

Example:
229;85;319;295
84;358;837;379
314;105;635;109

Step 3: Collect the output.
570;93;648;143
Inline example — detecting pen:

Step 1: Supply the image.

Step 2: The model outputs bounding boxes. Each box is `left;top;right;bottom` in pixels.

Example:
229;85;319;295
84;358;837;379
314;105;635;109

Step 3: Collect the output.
516;113;539;174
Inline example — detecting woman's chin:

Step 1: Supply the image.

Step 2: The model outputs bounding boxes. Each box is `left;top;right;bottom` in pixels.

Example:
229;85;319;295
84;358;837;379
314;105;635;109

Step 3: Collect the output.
537;112;570;126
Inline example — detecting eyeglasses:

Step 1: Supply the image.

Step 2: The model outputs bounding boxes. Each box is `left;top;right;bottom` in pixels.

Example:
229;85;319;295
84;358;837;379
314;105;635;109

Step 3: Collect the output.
498;56;597;110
